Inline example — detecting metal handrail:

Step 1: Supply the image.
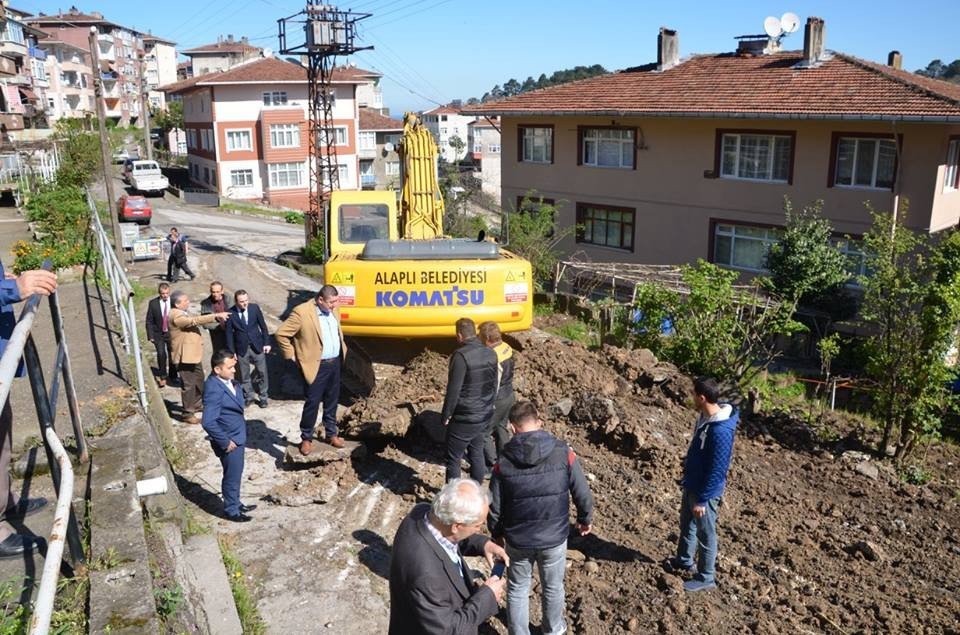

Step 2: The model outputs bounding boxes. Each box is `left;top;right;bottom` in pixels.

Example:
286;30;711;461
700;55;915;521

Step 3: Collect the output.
0;261;85;635
87;191;148;408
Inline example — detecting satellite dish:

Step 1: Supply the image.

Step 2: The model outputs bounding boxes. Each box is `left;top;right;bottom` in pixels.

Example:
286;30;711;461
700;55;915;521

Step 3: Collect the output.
262;47;274;58
780;12;800;34
384;141;395;152
763;16;782;38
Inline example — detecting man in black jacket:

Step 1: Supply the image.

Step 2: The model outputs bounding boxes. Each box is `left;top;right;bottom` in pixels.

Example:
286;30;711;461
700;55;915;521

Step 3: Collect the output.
225;290;271;408
489;401;594;635
389;478;507;634
144;282;176;387
478;321;515;467
441;317;498;483
200;281;229;353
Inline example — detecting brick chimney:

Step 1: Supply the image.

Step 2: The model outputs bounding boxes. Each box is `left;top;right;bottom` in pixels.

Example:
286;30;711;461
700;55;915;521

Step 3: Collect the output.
887;50;902;70
658;27;679;71
802;17;825;65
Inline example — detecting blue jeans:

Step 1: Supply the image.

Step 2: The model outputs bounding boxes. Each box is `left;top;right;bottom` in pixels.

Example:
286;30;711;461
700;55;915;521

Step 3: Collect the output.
506;541;567;635
676;489;720;583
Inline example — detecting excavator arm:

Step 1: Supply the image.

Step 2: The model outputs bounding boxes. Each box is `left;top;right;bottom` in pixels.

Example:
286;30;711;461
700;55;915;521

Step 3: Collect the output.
397;112;445;240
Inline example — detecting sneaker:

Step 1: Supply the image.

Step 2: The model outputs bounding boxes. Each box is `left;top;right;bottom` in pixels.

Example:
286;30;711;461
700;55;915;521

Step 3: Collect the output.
663;557;697;575
683;578;716;593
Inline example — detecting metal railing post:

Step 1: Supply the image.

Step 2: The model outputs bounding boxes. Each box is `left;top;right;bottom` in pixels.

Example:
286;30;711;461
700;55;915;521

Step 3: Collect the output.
47;293;88;464
127;297;147;408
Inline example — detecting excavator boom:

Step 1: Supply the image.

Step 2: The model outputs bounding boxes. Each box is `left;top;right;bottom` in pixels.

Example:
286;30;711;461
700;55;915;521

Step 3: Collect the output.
398;113;445;240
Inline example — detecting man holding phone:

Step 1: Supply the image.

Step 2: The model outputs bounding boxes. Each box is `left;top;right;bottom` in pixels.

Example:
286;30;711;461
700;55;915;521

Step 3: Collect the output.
389;479;508;634
488;401;594;635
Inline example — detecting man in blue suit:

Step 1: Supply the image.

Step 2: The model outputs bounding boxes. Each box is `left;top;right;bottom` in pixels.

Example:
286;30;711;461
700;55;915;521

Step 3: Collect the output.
201;349;255;522
225;290;271;409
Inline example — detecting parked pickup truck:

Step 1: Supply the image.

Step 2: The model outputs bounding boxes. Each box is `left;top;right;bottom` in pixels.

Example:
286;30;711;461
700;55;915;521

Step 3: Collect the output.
129;160;169;196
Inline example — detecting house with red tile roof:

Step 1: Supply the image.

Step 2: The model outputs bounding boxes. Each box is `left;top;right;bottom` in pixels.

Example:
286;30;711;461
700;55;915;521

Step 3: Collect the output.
162;56;378;211
421;102;476;162
467;117;501;199
464;18;960;274
358;107;402;190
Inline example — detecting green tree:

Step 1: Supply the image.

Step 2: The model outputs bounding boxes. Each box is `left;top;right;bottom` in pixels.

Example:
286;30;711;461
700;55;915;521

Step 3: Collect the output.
505;193;575;292
631;260;805;386
151;101;183;136
859;204;960;458
764;198;850;305
447;134;465;162
53;119;100;188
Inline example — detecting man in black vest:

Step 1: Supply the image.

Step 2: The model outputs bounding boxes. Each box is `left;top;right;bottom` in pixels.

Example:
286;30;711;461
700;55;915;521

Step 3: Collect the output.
441;317;497;483
488;400;594;635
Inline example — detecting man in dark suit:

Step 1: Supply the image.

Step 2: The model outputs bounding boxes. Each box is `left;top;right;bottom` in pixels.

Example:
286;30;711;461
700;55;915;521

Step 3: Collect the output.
201;349;256;522
225;289;271;408
200;281;229;353
389;478;507;634
145;282;176;387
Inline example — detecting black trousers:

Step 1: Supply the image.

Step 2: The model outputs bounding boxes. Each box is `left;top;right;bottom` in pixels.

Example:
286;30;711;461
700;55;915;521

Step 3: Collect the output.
445;418;487;483
299;357;340;441
484;393;515;466
152;333;175;380
169;258;194;282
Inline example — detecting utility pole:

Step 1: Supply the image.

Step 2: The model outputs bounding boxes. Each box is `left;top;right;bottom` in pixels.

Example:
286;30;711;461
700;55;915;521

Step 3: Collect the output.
88;27;124;261
139;51;153;160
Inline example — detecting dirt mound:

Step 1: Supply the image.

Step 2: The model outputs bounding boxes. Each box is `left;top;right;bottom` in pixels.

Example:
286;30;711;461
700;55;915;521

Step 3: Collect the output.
347;328;960;633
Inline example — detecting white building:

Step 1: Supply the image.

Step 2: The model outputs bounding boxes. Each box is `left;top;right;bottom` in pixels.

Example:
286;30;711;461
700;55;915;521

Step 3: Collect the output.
421;103;474;163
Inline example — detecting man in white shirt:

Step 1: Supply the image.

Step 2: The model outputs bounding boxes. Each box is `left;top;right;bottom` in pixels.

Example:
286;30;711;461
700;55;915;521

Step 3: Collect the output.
145;283;176;387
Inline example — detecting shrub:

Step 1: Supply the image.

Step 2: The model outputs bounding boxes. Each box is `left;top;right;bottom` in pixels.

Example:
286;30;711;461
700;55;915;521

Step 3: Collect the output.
302;232;326;264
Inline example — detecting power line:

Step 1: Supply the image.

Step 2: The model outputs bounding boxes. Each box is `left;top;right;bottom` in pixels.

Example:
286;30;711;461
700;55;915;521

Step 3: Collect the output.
355;50;446;106
354;53;448;110
362;31;446;99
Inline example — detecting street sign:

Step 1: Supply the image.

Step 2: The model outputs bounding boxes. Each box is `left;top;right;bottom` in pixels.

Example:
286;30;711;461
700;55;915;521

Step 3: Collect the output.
120;224;140;249
133;238;163;260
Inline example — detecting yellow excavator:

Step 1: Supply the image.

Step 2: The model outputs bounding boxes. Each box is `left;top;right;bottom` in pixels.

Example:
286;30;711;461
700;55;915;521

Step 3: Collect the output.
323;112;533;338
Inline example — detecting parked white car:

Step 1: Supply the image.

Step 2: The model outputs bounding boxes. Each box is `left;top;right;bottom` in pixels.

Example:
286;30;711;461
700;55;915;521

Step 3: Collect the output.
129;160;169;196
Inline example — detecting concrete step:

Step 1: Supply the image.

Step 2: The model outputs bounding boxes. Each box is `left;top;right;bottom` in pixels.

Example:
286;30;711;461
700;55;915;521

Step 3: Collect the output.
88;435;159;634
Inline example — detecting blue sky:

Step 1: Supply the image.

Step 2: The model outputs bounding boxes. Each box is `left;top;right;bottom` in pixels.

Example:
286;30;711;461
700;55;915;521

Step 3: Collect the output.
17;0;960;113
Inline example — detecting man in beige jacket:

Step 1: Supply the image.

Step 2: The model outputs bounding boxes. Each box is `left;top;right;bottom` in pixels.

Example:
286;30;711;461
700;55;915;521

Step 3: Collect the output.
170;290;229;424
275;285;347;454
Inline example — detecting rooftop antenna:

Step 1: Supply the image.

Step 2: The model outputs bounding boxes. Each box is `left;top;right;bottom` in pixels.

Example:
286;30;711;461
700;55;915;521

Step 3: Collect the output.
762;11;800;53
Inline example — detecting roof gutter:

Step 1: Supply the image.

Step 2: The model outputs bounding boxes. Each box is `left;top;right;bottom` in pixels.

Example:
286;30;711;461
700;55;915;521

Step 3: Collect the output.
459;109;960;123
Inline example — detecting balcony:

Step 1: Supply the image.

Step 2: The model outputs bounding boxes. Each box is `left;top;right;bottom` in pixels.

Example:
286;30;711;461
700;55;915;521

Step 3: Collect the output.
358;147;377;159
360;174;376;188
0;57;14;76
27;46;46;61
100;71;118;81
0;114;25;131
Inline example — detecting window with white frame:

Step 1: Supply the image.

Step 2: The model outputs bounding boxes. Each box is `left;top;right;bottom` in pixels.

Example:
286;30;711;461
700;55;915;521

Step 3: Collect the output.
473;142;483;153
269;123;300;148
359;131;376;150
520;126;553;163
187;129;196;149
576;204;635;251
440;115;447;122
439;127;448;135
945;138;960;191
262;91;288;106
581;128;634;169
230;169;253;187
836;238;868;282
488;144;501;154
225;129;251;151
720;132;792;182
268;162;304;188
321;163;349;183
318;126;347;146
834;136;897;189
31;58;46;81
385;161;400;176
713;223;781;271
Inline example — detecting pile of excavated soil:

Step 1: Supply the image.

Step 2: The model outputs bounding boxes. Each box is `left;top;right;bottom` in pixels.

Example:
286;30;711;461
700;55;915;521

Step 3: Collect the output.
344;331;960;633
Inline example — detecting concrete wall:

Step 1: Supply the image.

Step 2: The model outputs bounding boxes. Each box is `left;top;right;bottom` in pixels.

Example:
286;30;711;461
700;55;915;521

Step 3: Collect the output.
499;115;960;266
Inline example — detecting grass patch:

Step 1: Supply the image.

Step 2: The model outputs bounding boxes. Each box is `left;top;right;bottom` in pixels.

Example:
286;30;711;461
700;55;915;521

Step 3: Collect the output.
182;507;210;538
89;387;137;436
533;302;556;318
545;320;595;346
219;202;289;221
219;534;265;634
0;578;31;633
162;439;186;471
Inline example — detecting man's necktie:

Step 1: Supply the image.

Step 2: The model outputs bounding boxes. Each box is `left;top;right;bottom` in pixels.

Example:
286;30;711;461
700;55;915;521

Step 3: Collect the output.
242;310;248;325
161;302;168;332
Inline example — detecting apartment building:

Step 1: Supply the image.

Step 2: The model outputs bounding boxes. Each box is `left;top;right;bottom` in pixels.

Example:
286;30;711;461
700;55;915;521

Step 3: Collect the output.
40;39;93;121
163;56;376;210
358;107;402;190
181;36;261;76
0;6;49;132
27;8;172;126
143;34;177;111
421;103;474;162
466;19;960;275
467;117;502;199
